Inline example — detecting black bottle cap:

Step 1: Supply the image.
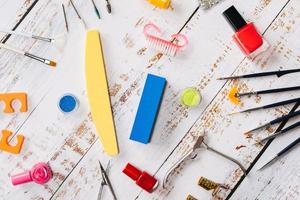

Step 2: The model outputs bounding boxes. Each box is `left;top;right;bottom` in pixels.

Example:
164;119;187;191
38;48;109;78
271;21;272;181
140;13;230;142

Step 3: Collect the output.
223;6;247;31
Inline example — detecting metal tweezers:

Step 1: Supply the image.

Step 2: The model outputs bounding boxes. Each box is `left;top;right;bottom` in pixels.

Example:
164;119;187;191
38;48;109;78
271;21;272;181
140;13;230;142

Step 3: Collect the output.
163;134;246;188
98;160;117;200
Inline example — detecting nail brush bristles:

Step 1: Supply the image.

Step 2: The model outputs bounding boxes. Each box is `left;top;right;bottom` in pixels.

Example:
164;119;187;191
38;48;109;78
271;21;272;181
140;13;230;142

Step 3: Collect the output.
143;23;188;57
146;37;177;56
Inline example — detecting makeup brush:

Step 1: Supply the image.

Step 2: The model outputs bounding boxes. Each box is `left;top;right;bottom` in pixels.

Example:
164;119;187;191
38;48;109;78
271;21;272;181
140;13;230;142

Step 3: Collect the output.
257;120;300;143
245;110;300;133
236;86;300;98
0;43;56;67
0;28;67;52
218;68;300;80
229;97;300;115
228;86;300;105
258;136;300;170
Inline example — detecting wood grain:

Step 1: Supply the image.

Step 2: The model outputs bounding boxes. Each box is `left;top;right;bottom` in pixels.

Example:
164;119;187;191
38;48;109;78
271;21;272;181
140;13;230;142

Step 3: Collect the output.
0;0;299;200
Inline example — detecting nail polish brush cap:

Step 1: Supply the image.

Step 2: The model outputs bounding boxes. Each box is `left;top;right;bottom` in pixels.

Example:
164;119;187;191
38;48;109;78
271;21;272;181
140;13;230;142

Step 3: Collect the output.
223;5;247;31
123;163;142;180
122;163;158;193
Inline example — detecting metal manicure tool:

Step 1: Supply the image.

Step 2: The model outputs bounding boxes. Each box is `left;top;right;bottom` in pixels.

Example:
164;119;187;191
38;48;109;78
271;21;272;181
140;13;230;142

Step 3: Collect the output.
199;0;223;9
97;161;117;200
162;134;246;188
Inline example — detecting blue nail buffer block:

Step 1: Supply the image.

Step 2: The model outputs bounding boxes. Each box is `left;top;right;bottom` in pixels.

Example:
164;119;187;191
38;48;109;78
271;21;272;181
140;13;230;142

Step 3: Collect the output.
130;73;166;144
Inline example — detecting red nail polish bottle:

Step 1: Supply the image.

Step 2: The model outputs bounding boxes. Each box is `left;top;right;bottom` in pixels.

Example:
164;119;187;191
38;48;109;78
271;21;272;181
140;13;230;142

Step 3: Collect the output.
123;163;158;193
223;6;269;58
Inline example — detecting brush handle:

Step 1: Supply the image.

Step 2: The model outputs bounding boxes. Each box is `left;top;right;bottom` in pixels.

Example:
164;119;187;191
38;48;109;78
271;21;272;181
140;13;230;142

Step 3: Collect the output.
277;137;300;157
0;28;52;42
270;110;300;125
263;120;300;142
239;86;300;97
0;43;25;55
0;28;32;38
276;69;300;77
257;86;300;95
219;69;300;80
281;120;300;134
243;71;279;78
243;69;300;78
263;97;300;109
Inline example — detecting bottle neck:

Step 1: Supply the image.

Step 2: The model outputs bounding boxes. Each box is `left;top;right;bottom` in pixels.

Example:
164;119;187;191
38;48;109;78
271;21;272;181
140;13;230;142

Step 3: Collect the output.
11;171;32;185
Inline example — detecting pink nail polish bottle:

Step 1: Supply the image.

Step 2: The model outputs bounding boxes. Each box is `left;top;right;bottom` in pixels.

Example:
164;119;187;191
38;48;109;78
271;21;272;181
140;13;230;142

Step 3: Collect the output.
11;162;53;186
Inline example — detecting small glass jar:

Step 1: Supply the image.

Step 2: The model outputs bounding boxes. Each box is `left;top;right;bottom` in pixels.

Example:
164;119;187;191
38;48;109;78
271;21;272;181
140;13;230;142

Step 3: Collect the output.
58;93;79;113
180;87;202;108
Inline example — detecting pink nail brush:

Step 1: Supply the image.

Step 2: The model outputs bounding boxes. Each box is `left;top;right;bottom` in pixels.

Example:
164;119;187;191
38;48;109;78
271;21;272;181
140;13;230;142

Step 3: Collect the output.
143;23;188;56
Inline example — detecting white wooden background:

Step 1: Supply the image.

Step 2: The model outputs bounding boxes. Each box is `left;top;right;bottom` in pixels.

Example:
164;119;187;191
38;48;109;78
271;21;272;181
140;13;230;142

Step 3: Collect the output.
0;0;299;199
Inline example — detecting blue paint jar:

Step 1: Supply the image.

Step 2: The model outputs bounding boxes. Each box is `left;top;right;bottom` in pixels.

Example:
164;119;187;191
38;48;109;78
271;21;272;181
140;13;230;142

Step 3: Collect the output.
58;94;79;113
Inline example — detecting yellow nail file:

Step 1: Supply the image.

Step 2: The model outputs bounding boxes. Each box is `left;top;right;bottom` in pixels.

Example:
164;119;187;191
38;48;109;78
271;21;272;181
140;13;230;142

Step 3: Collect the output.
85;30;119;156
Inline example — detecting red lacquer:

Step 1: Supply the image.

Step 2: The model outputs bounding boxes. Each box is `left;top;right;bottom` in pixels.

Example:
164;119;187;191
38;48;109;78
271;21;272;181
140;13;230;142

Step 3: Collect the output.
223;6;269;58
123;163;158;193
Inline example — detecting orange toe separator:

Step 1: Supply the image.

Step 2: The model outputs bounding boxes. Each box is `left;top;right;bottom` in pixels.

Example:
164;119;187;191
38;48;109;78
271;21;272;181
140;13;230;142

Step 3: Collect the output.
0;130;25;154
0;93;28;113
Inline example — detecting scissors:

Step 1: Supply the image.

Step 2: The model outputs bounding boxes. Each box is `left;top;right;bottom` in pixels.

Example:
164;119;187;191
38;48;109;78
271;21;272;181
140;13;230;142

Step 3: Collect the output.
97;160;117;200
